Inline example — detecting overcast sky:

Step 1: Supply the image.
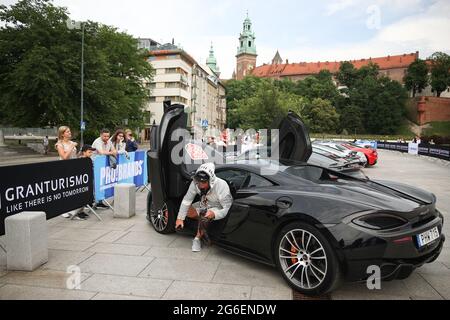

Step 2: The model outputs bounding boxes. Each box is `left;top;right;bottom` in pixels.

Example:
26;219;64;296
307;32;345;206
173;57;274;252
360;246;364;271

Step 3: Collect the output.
2;0;450;78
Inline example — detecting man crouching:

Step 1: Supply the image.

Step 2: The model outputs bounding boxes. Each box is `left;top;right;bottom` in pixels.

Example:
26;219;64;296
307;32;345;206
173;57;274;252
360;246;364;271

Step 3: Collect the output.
175;163;233;252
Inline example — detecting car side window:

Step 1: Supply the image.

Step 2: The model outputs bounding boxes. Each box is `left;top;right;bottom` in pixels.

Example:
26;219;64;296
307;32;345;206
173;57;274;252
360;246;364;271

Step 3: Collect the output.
242;173;274;189
216;169;249;190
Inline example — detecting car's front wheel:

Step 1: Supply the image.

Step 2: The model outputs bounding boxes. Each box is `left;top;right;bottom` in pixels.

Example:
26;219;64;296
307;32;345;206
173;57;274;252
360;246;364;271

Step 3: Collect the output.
147;192;175;234
274;222;342;296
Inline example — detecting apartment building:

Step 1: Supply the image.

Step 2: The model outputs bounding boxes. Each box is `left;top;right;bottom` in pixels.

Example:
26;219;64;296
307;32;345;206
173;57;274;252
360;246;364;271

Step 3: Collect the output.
142;43;226;140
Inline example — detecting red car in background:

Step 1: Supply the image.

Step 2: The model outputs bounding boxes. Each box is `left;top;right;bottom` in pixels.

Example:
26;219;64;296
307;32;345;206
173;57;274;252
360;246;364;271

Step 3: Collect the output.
341;142;378;166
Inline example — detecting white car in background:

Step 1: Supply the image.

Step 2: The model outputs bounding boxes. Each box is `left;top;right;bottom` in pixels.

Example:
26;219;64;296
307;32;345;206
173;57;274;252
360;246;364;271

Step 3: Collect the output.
314;141;368;167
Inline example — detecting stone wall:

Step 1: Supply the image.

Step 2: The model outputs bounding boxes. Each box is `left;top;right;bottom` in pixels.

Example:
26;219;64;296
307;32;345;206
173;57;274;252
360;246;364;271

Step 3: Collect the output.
417;96;450;125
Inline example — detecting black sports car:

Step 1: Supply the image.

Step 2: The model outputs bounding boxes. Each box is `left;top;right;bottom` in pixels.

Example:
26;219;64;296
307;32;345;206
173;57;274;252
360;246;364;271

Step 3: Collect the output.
147;104;445;295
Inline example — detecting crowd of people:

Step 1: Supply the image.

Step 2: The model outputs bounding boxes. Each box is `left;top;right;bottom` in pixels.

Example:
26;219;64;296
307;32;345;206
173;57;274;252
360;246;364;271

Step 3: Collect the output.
54;126;139;220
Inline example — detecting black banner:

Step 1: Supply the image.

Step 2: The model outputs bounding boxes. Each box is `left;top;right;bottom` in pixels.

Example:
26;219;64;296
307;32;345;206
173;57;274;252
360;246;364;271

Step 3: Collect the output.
0;158;94;235
377;142;450;161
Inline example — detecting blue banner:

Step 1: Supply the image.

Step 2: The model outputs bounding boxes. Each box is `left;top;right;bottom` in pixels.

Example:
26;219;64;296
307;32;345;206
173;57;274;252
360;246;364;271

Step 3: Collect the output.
355;140;378;150
93;151;148;202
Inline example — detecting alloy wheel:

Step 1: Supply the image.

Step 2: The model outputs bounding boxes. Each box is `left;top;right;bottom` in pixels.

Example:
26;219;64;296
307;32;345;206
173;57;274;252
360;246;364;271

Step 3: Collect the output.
150;202;169;232
278;229;328;290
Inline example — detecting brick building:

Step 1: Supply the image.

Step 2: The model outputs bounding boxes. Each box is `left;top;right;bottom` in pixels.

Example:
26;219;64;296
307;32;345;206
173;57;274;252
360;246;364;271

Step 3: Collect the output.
251;52;418;84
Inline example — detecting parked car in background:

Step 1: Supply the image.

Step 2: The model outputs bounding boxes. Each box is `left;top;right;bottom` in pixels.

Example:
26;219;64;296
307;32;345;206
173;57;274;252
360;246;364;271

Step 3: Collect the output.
314;141;367;167
235;146;365;178
340;142;378;166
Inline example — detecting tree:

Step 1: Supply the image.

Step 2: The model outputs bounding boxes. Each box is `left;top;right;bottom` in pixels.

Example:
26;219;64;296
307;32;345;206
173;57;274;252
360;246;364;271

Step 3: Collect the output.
429;52;450;97
302;98;340;133
233;80;284;130
0;0;153;137
348;75;407;134
273;77;296;93
294;74;339;103
404;59;429;97
335;61;358;87
225;76;264;128
339;104;364;134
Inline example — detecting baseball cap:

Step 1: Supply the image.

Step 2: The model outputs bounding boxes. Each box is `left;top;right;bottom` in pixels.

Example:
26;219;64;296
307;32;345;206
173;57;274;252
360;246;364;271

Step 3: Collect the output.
81;144;96;152
194;171;210;183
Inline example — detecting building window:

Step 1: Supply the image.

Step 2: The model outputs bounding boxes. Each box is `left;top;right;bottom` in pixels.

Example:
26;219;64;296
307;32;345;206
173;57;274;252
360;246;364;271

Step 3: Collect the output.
241;41;243;47
165;68;178;74
165;82;180;88
164;96;187;104
249;41;251;47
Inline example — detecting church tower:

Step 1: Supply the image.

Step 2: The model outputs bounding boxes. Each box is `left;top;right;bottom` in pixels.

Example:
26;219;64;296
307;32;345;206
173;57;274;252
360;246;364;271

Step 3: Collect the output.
206;43;221;78
235;13;257;80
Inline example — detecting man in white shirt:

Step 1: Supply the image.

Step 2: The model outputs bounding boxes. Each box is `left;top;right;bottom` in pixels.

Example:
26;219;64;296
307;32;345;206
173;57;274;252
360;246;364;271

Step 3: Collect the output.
176;163;233;252
91;129;118;209
92;129;117;158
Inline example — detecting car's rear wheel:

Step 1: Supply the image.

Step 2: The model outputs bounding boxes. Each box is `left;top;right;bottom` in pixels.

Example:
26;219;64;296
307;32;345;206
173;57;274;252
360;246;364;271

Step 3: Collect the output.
364;155;371;167
147;193;175;234
275;222;342;296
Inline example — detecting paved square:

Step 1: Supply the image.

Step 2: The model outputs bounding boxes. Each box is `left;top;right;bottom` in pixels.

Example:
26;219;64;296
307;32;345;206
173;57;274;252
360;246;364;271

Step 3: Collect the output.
0;150;448;300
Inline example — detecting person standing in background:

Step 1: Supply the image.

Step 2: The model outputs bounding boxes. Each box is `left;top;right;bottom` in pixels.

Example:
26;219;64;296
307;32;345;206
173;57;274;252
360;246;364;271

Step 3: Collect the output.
80;144;96;158
125;129;138;152
111;129;129;159
55;126;86;220
43;135;49;155
55;126;77;160
92;129;117;158
92;129;117;209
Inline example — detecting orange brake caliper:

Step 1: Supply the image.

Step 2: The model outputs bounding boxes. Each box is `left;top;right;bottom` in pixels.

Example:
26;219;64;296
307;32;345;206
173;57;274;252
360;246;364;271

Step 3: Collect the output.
291;246;298;265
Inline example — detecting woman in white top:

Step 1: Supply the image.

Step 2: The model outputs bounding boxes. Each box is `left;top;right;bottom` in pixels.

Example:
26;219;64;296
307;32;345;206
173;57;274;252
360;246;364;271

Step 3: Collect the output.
55;126;78;160
55;126;85;219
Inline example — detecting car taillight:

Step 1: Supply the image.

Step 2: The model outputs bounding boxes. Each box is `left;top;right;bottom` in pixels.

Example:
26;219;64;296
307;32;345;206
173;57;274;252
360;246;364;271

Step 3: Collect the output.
352;214;408;230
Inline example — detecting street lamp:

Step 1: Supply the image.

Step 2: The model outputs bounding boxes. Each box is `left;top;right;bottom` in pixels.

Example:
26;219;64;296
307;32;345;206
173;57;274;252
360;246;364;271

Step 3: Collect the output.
66;19;85;146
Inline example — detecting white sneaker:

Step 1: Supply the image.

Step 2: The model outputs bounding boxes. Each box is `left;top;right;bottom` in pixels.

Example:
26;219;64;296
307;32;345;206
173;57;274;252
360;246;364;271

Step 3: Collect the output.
61;213;72;218
192;238;202;252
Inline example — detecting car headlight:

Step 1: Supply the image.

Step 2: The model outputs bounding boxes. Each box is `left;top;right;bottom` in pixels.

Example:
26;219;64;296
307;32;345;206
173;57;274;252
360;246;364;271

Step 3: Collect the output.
352;213;408;230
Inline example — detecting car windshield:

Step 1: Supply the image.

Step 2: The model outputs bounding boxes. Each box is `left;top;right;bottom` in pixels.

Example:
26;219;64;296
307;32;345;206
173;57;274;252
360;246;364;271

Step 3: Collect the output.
315;144;346;156
283;165;327;182
330;144;347;152
236;148;271;161
347;142;370;149
312;147;335;157
308;152;341;166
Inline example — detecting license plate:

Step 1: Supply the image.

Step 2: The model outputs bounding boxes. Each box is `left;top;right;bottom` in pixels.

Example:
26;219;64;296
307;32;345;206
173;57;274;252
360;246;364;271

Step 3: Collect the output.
416;227;440;248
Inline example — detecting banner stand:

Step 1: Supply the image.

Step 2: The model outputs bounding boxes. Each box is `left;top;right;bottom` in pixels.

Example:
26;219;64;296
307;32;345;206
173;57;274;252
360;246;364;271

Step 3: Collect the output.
137;183;151;193
86;205;102;221
103;199;114;211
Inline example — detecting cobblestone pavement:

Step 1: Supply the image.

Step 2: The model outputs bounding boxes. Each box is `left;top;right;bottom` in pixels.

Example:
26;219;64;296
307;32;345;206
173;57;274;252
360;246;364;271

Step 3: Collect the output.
0;150;449;300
